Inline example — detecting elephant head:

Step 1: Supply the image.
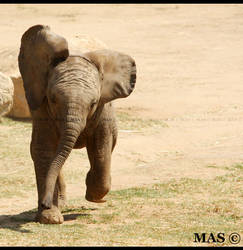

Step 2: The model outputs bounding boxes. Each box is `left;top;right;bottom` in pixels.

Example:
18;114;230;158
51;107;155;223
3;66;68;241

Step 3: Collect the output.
18;24;136;209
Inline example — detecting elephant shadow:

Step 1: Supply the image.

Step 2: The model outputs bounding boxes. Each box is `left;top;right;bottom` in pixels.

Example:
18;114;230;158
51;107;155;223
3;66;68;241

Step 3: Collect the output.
0;206;98;233
0;209;36;233
62;206;98;222
5;116;32;123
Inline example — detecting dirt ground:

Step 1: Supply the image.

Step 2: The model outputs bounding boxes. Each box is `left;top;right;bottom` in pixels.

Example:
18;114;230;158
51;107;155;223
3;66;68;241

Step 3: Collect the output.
1;4;243;215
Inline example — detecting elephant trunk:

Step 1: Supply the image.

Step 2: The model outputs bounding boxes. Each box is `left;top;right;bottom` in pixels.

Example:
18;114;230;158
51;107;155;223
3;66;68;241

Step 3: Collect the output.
42;107;86;208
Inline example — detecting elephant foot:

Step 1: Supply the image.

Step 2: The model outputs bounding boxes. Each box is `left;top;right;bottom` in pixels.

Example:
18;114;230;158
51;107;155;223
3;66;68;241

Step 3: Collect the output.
85;192;107;203
85;171;110;203
85;188;108;203
36;206;64;224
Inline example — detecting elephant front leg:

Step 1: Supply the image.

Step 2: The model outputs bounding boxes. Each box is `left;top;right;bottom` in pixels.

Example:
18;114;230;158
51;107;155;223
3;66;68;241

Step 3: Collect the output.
32;150;66;224
85;127;116;203
55;170;67;210
31;123;66;224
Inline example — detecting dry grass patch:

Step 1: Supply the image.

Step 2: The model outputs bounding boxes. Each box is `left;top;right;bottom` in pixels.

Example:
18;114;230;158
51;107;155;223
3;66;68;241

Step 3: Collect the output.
0;165;242;246
116;110;168;132
0;117;242;246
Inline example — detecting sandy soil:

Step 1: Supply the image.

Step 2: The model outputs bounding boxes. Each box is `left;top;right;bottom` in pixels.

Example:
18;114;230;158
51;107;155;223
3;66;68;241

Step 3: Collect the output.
1;4;243;213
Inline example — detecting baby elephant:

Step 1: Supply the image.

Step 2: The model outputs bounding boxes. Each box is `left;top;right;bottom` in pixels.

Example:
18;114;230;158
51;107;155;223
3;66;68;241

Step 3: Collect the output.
18;24;136;224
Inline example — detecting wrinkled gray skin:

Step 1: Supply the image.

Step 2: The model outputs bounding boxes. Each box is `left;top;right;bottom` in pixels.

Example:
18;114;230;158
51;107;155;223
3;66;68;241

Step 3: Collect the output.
18;25;136;224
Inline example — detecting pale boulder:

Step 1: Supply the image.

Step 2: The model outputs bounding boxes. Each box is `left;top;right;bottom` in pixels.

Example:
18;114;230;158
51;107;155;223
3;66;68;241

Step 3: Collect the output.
1;35;108;118
0;47;19;77
0;47;30;118
0;72;14;117
69;34;108;55
8;76;30;118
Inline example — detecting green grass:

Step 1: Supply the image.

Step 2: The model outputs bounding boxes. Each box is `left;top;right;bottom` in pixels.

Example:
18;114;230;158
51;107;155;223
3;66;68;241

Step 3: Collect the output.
0;116;242;246
116;111;168;131
0;165;242;246
0;117;34;198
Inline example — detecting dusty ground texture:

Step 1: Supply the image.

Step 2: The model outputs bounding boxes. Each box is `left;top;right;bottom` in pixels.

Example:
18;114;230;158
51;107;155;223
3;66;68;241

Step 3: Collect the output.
0;4;243;246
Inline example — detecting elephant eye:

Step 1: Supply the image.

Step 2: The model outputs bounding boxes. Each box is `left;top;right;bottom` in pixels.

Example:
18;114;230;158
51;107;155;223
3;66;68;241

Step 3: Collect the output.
91;102;96;109
90;100;98;110
50;94;57;104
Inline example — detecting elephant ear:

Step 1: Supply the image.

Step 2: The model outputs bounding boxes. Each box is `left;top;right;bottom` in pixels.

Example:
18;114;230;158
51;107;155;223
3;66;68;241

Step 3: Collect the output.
18;24;69;110
84;49;136;103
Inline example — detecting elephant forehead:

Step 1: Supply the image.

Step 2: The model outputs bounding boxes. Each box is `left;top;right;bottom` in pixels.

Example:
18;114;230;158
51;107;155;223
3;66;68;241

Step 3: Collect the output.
49;56;100;89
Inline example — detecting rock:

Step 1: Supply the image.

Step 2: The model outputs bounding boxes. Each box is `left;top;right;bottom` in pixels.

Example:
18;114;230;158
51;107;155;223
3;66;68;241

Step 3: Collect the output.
0;35;108;119
0;72;14;117
69;34;108;55
0;47;30;118
0;47;19;77
8;76;30;118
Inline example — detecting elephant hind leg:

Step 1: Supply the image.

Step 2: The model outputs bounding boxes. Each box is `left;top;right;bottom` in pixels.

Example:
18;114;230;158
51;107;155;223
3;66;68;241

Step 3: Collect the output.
85;121;116;203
